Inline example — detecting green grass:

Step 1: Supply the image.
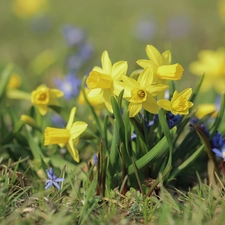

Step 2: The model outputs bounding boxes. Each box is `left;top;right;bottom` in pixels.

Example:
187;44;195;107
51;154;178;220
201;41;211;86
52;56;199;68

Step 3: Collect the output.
1;159;225;225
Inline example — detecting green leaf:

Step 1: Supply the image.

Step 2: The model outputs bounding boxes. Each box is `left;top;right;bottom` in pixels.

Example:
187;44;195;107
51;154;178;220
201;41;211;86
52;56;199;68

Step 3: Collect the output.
0;64;13;100
25;126;44;159
209;92;225;137
127;127;176;175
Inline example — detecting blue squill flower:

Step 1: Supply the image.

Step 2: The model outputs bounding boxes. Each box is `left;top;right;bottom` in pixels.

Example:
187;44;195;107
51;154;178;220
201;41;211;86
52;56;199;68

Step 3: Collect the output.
78;43;93;61
66;54;83;70
45;167;65;190
55;73;81;99
166;112;181;129
211;131;223;149
93;154;98;165
61;25;86;47
212;139;225;161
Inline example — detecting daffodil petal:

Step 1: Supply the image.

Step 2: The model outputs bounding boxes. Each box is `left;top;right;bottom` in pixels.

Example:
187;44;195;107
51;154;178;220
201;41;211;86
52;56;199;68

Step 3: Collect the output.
66;139;80;162
103;89;113;112
143;95;159;114
146;45;162;66
162;50;171;65
157;99;171;111
128;103;142;117
101;51;112;74
111;61;128;80
70;121;88;139
138;66;154;88
66;107;76;129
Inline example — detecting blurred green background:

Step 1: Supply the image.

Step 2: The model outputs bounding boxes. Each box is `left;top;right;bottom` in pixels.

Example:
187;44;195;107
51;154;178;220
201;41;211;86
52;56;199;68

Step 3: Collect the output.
0;0;224;89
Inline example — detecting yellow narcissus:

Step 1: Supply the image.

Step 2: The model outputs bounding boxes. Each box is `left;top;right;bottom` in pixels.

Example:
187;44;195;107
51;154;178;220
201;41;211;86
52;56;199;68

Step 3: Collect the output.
44;107;88;163
31;84;64;116
119;66;168;117
157;88;194;115
136;45;184;83
86;51;128;113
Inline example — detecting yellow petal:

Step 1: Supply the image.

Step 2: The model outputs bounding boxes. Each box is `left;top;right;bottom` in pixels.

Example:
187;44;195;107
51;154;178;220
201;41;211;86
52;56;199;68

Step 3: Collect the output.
195;104;217;119
146;45;162;66
162;50;171;65
66;107;76;130
157;99;172;111
136;59;153;69
143;95;159;114
138;66;154;88
101;51;112;74
103;89;113;113
66;138;80;162
111;61;128;79
70;121;88;139
128;103;142;117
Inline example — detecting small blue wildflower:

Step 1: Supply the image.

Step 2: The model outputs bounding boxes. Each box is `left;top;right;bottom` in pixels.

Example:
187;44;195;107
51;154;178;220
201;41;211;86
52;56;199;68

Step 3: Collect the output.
133;18;157;41
147;115;158;128
78;43;93;61
190;117;199;125
200;124;210;137
67;54;83;70
61;25;86;47
45;167;65;190
212;139;225;161
55;73;81;99
94;154;98;165
166;112;181;129
131;132;137;141
51;114;65;128
211;131;223;149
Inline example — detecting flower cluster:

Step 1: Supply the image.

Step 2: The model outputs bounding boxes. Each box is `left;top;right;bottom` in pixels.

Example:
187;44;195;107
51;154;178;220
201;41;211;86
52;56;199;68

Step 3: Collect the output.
86;45;193;118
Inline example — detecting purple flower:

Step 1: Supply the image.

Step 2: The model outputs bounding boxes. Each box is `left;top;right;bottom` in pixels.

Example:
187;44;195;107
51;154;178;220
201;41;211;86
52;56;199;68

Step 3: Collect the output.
212;139;225;161
61;25;86;47
211;131;223;149
78;43;93;61
55;73;81;99
93;154;98;165
133;18;157;41
51;114;65;128
45;167;65;190
166;112;181;129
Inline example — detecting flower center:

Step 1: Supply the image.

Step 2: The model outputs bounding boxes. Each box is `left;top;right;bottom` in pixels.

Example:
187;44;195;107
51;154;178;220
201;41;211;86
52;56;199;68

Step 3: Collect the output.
131;88;147;102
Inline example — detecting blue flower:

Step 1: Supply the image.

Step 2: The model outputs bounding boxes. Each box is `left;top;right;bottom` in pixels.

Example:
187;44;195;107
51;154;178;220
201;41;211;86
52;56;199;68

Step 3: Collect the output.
166;112;181;129
212;139;225;161
61;25;86;47
93;154;98;165
45;167;65;190
55;73;81;100
211;131;223;149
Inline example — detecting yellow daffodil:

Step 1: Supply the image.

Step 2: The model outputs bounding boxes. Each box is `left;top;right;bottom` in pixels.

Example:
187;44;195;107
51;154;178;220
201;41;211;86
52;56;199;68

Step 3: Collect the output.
189;48;225;94
31;84;64;116
44;107;88;163
157;88;194;115
7;73;21;89
12;0;48;19
78;87;105;111
195;104;217;119
86;51;128;113
120;66;168;117
136;45;184;83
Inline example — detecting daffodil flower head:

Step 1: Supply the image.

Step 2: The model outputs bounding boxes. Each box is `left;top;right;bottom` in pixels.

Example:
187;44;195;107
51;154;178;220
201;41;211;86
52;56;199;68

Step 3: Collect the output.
44;107;88;162
121;66;168;117
189;48;225;93
136;45;184;82
86;51;128;112
157;88;194;115
31;84;64;116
